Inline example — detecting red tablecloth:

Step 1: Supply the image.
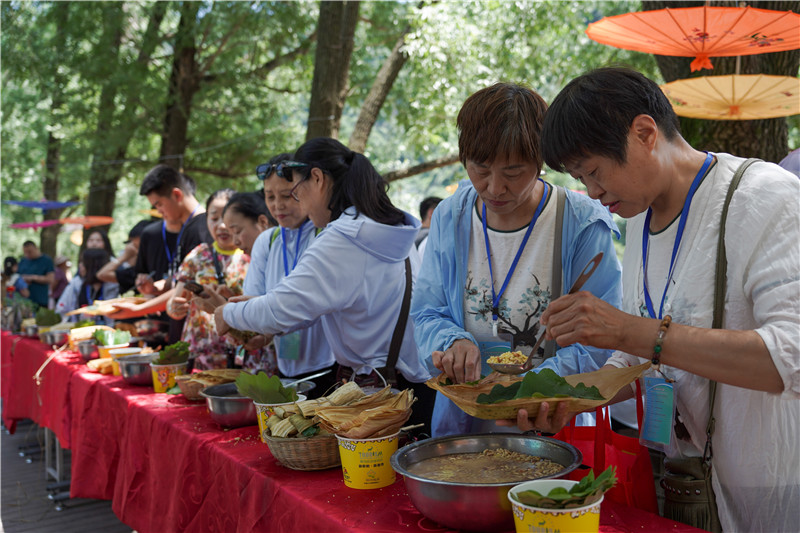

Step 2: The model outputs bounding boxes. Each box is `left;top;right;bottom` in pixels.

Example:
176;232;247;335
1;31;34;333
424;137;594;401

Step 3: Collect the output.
1;332;702;533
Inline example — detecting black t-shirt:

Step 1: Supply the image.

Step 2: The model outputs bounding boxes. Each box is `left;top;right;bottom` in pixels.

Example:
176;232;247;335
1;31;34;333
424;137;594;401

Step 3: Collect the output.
134;214;212;342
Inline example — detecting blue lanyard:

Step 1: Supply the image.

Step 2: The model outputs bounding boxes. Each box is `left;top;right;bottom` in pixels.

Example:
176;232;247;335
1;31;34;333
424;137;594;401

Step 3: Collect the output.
642;152;713;319
482;179;548;334
85;284;103;305
280;226;302;276
161;206;198;271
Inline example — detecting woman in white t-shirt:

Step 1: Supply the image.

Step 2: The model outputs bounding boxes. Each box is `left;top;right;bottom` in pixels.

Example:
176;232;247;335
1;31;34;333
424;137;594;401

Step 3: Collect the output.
410;82;623;437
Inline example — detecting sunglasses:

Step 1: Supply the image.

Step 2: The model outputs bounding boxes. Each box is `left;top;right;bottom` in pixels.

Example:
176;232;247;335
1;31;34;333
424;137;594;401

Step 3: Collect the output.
255;160;309;181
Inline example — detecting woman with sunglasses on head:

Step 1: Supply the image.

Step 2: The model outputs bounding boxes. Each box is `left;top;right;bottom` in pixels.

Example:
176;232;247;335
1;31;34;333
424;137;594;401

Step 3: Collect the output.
166;188;248;370
214;138;435;431
212;155;338;397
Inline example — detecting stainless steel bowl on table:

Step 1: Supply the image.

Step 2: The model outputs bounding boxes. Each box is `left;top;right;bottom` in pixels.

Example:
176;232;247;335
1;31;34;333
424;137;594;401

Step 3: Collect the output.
24;324;39;337
117;353;157;385
77;340;97;361
45;330;70;347
390;433;582;532
200;382;258;428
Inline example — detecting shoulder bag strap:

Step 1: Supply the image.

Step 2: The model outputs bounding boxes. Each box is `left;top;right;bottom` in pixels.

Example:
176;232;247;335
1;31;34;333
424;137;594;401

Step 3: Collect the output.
382;257;412;384
544;185;565;358
705;157;759;461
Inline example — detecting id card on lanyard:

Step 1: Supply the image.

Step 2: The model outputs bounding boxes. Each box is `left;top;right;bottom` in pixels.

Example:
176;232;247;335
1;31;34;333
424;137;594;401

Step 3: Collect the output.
162;206;198;286
278;227;303;361
482;180;548;339
639;152;713;451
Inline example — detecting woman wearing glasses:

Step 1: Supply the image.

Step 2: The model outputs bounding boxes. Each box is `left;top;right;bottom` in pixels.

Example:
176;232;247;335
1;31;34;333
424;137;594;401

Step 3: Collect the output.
221;155;336;397
214;138;434;431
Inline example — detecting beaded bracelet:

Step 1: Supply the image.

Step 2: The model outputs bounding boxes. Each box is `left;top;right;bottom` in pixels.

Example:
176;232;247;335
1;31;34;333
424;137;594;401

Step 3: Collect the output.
651;315;672;369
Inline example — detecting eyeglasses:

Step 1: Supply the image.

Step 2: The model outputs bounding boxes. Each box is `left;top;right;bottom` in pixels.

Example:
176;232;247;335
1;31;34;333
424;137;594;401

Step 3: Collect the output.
290;174;310;202
255;160;309;181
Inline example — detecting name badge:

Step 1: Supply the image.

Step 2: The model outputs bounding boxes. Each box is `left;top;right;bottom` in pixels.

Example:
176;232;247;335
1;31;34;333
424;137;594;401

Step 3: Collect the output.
278;331;301;360
640;375;676;452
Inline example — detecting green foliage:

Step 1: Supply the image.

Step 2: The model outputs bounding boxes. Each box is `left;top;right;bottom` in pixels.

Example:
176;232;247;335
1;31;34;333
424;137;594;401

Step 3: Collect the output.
512;466;617;509
476;368;604;404
92;328;132;346
235;371;299;404
34;307;62;327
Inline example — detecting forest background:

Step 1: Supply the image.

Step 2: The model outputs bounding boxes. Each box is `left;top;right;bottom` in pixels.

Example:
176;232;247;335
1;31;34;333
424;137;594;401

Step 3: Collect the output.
2;0;798;262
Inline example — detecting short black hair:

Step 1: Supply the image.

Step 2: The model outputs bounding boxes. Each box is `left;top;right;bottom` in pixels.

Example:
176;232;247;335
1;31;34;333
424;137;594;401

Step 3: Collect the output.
23;240;36;248
139;164;197;197
419;196;442;220
541;67;680;172
223;192;270;222
127;220;154;242
3;256;17;277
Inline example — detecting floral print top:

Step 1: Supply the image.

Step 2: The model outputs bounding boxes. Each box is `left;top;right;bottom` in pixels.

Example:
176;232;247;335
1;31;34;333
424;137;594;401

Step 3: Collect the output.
176;243;250;370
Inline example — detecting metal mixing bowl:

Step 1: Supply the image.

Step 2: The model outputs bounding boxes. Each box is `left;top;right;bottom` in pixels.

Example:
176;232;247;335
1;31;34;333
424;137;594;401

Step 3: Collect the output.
390;433;582;532
45;330;70;347
24;324;39;337
279;378;315;396
200;383;258;428
117;353;156;385
77;340;97;361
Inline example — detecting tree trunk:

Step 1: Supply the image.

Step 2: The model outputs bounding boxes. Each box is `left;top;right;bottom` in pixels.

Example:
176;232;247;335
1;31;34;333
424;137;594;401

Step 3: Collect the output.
39;2;70;258
306;1;360;141
84;2;166;242
160;2;201;169
348;30;411;152
643;1;800;162
382;153;459;182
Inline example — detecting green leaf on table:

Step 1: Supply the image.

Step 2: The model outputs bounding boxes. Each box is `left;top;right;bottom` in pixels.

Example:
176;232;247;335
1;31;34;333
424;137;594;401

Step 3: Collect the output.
165;384;182;395
35;308;62;326
92;328;132;346
235;371;299;404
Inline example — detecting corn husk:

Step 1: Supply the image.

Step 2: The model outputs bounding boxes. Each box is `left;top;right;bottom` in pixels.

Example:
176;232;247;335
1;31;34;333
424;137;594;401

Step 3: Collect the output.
326;381;365;405
315;387;415;439
266;414;284;432
295;397;332;418
289;413;317;436
270;417;298;438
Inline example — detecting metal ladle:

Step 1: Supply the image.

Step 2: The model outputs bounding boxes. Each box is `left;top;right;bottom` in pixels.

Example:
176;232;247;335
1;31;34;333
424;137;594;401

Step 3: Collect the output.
487;251;604;375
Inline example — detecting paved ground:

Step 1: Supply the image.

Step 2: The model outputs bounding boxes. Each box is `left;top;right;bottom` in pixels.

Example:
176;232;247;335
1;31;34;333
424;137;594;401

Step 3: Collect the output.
1;419;132;533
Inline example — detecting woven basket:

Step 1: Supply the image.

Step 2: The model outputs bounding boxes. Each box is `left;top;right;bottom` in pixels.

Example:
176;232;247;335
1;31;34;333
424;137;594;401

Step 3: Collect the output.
265;433;341;471
427;362;650;420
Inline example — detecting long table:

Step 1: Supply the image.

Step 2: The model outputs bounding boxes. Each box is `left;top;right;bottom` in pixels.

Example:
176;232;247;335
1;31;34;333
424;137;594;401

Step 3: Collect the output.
2;331;701;532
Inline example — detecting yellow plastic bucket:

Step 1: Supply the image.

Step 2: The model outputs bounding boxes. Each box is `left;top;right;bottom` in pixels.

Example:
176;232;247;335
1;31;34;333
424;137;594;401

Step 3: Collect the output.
150;362;189;393
508;479;603;533
109;347;143;376
336;433;399;489
254;396;307;443
97;342;129;359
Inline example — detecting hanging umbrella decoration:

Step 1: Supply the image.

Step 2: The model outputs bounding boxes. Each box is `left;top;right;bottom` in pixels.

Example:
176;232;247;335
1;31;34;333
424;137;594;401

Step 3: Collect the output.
661;74;800;120
9;215;114;230
3;200;81;210
586;5;800;71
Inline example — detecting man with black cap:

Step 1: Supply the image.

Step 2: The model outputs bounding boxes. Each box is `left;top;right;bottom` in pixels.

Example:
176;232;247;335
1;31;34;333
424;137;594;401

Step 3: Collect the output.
97;219;154;294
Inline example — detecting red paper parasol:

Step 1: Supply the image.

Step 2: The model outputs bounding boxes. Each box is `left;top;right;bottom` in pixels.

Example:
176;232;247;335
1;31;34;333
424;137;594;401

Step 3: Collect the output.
59;216;114;228
10;220;62;230
586;5;800;71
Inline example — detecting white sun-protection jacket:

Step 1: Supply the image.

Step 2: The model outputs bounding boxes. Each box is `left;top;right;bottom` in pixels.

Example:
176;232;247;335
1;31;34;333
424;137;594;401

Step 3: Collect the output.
224;207;430;383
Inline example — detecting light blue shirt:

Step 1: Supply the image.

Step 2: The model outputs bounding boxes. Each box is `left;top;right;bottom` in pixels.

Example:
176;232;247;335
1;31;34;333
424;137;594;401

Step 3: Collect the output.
411;181;623;436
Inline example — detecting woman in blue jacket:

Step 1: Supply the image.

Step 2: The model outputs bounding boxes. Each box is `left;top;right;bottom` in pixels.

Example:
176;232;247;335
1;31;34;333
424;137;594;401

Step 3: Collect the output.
215;138;434;430
410;82;623;437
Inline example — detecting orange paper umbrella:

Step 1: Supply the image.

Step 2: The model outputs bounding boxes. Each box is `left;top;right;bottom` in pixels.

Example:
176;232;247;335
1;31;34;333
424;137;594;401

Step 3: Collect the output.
661;74;800;120
60;215;114;228
587;5;800;71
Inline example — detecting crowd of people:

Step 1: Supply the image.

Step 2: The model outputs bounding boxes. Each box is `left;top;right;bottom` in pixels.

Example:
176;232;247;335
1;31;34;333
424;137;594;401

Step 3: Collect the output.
2;67;797;532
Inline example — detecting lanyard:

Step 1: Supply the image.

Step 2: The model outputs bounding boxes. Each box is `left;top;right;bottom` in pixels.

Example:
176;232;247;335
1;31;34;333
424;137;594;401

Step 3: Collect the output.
642;152;713;319
280;227;302;276
162;206;198;277
85;284;103;305
482;179;548;337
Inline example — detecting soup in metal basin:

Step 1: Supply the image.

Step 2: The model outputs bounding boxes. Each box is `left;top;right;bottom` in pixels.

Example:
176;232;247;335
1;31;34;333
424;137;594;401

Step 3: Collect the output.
405;448;564;484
